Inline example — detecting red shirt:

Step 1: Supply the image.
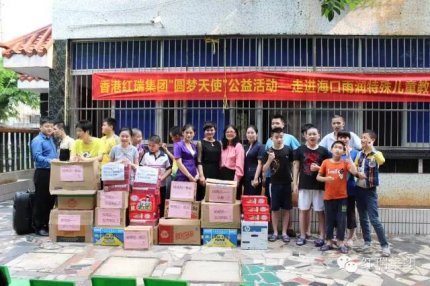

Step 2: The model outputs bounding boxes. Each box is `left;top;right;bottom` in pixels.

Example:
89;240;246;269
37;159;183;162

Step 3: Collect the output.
319;159;350;200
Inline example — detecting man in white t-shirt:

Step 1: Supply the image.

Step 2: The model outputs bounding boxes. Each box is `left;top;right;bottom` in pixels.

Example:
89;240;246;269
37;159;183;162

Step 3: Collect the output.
320;115;361;151
53;121;75;161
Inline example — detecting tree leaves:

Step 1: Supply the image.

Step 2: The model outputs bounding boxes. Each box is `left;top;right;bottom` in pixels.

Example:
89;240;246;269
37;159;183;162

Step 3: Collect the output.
320;0;364;21
0;59;40;122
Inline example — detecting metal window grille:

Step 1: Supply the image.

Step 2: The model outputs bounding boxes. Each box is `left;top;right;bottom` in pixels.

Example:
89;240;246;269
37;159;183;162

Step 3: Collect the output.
70;37;430;151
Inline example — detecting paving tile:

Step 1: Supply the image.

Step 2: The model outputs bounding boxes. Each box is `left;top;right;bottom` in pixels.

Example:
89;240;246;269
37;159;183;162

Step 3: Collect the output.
7;252;74;272
181;260;241;282
93;256;159;278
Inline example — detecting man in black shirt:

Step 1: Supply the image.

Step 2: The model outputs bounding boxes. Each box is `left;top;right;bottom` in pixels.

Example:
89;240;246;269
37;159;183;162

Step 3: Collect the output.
263;128;294;243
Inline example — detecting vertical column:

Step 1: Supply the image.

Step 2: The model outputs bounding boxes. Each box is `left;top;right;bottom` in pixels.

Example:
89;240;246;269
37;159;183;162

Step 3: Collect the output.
48;40;67;123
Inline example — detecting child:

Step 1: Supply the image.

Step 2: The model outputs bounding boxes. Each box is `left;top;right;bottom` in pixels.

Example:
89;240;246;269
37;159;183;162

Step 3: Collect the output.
141;135;172;217
355;130;390;257
263;128;294;242
337;131;359;247
317;141;364;254
132;128;145;162
100;117;120;167
109;128;139;183
293;126;331;247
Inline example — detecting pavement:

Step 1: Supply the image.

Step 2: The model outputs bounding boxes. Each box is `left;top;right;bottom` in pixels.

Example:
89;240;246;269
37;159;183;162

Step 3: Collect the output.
0;200;429;286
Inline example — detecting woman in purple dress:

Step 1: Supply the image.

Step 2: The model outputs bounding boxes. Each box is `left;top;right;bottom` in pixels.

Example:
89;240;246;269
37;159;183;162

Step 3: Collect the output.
174;124;199;182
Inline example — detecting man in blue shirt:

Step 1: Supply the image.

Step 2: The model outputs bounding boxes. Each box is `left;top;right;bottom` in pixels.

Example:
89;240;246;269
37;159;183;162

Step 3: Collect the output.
31;117;57;236
265;114;300;238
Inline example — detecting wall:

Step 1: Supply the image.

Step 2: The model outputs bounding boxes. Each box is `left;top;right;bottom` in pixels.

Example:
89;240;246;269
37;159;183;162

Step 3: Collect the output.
53;0;429;40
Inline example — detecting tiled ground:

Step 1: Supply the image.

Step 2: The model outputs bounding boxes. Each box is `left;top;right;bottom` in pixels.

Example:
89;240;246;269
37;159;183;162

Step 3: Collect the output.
1;201;429;285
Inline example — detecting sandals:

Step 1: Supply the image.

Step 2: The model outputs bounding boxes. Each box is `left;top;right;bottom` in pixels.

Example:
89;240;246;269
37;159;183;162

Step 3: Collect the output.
314;238;325;247
296;237;306;246
268;234;278;242
320;244;334;251
339;245;349;254
282;234;290;243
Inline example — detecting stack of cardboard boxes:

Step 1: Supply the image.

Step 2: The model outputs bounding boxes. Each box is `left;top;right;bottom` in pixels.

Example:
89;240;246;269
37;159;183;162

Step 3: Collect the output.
49;160;99;243
240;195;270;250
201;179;241;247
158;181;201;245
93;163;129;246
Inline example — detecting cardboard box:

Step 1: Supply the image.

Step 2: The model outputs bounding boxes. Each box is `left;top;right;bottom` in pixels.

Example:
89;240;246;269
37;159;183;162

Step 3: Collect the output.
201;200;241;229
202;229;238;247
102;163;130;185
242;204;270;214
52;190;97;210
95;207;127;227
205;179;237;204
93;227;124;246
97;190;129;209
241;220;268;250
158;218;201;245
243;213;271;222
129;218;159;226
50;160;100;191
49;209;93;243
103;184;130;192
153;225;158;245
124;226;153;250
241;195;268;205
164;200;200;219
170;181;197;202
129;190;159;217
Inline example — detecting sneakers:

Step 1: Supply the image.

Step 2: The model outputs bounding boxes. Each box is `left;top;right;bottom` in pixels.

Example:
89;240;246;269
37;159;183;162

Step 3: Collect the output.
314;238;325;247
381;246;391;257
357;243;372;253
296;237;306;246
339;245;349;254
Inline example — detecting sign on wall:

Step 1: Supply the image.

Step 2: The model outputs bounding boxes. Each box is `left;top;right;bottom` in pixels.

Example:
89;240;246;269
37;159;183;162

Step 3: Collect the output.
92;71;430;102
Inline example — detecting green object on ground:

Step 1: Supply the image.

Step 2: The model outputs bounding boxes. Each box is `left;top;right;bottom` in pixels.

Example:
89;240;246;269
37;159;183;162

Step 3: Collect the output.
91;276;136;286
143;277;188;286
29;279;75;286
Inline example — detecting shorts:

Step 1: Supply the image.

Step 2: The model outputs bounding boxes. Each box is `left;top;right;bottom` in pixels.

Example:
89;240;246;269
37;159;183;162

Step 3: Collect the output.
269;183;292;211
298;189;324;211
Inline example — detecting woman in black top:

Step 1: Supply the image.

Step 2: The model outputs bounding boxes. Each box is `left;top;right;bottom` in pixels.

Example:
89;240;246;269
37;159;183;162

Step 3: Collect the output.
197;122;222;201
243;125;265;196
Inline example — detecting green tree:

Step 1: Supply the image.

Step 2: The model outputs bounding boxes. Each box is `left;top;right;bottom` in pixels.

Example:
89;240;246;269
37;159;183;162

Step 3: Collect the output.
321;0;365;21
0;59;39;122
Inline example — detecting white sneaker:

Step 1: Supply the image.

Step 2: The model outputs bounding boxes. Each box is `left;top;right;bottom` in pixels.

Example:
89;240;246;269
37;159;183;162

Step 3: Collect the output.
381;246;391;257
357;243;372;253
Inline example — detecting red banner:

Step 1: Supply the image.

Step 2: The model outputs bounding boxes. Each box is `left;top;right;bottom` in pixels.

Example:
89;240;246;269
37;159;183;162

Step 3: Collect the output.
92;71;430;102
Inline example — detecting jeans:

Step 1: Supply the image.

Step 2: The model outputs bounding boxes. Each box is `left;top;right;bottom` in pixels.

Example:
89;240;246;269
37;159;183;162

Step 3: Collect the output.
324;199;347;241
356;187;388;247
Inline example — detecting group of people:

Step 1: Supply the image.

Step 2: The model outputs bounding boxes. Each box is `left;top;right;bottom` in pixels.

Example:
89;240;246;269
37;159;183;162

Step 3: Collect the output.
30;114;390;257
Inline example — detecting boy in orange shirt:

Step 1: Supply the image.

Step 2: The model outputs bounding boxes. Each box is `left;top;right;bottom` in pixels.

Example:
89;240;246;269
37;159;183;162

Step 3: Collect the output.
317;141;365;253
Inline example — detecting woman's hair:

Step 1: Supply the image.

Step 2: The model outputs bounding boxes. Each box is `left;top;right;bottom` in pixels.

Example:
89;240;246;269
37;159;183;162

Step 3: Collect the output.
222;124;240;149
247;125;258;134
203;121;216;131
182;124;195;133
119;127;133;136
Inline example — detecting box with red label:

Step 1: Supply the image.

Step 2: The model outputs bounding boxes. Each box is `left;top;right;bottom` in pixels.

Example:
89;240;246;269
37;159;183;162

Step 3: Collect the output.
241;195;268;206
133;166;160;188
97;190;129;209
164;200;200;219
50;160;100;191
201;200;241;229
103;184;130;192
95;207;127;227
52;190;96;210
170;181;197;202
124;226;153;250
129;218;159;226
49;209;94;243
242;204;271;214
132;187;161;206
205;179;237;204
243;213;271;221
129;190;159;215
158;218;201;245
